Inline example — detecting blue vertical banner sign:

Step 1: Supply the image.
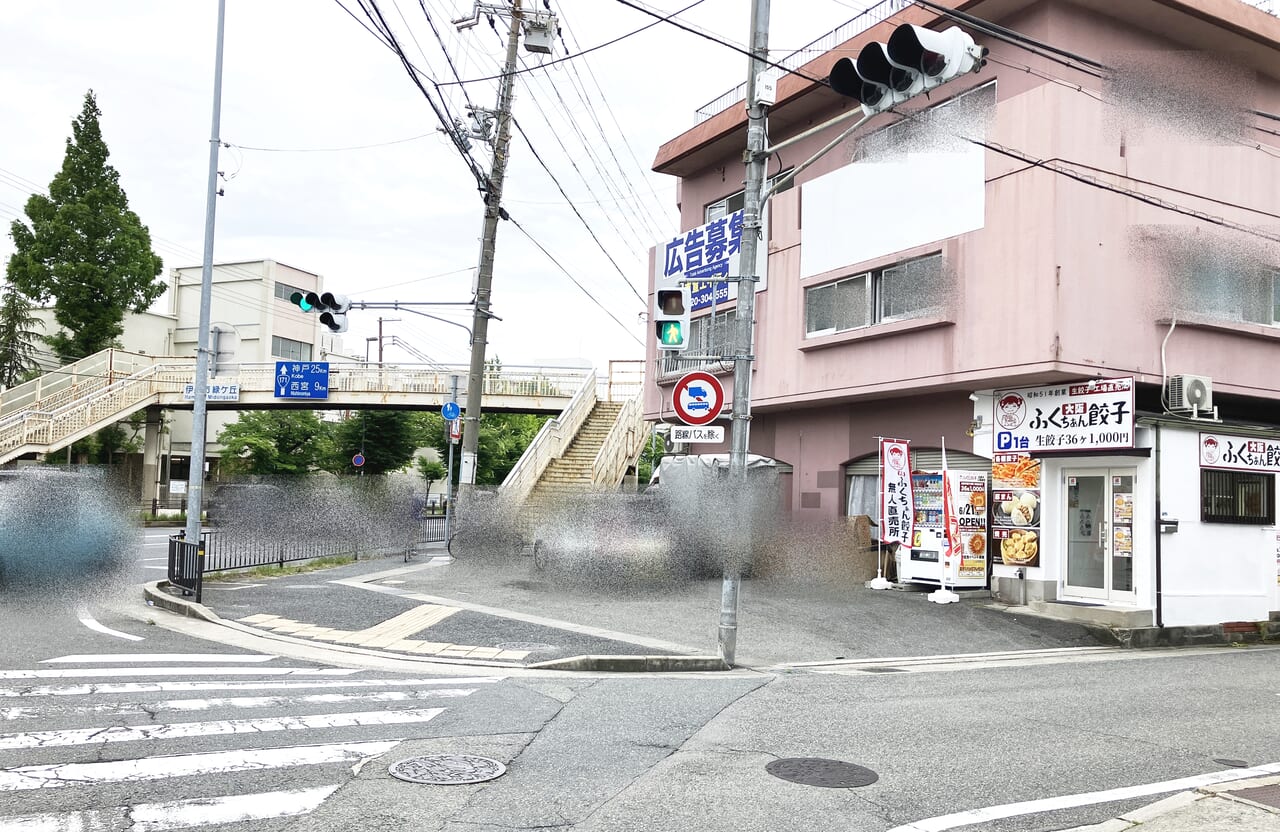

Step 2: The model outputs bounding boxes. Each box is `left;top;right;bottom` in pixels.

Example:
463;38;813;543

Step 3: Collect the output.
274;361;330;400
653;207;768;312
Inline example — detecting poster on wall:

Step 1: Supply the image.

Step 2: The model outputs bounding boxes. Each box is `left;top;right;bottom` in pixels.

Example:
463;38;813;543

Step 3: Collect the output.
951;471;989;579
991;452;1041;568
1112;484;1134;559
654;208;768;312
879;438;914;547
992;378;1134;453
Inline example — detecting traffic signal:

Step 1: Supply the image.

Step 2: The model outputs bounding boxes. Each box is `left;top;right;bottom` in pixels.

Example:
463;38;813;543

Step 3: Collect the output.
654;286;691;352
829;25;987;115
289;290;351;333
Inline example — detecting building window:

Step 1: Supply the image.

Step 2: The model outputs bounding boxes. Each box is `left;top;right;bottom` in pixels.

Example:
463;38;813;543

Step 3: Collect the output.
705;172;794;223
660;310;735;376
274;281;307;303
271;335;312;362
804;254;942;337
1201;469;1275;525
1173;260;1277;325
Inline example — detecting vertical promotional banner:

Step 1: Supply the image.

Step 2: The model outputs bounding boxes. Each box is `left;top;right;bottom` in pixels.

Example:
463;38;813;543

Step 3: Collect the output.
953;471;989;578
879;439;914;547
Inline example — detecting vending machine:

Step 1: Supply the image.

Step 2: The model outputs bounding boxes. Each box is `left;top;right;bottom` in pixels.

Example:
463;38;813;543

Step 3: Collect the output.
896;470;989;588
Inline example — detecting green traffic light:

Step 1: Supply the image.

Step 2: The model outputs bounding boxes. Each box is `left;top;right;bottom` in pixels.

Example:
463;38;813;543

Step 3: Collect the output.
659;321;684;346
290;291;313;312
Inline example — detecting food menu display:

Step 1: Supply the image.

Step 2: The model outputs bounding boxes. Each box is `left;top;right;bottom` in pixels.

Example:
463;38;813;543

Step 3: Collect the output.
991;452;1041;568
953;471;989;579
1112;481;1133;557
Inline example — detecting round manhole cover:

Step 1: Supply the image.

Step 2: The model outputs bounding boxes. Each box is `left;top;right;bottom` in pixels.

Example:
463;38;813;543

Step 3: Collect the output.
765;758;878;788
495;642;556;652
388;754;507;785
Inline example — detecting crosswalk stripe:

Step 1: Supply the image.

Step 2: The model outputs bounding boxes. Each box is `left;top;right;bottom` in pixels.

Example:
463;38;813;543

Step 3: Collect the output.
0;676;502;697
41;654;279;664
0;785;339;831
0;667;361;680
0;707;446;750
0;739;401;791
0;689;479;720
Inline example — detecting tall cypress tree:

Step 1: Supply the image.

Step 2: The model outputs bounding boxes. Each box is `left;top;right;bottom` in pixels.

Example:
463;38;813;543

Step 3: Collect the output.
6;90;164;363
0;280;44;387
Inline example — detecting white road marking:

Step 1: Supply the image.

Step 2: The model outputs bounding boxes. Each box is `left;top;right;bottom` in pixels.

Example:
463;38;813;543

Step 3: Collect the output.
0;676;502;697
74;610;145;642
0;785;340;831
203;583;266;590
1;689;477;719
0;667;360;679
799;645;1258;676
141;556;168;561
887;760;1280;832
0;707;445;750
43;653;278;664
0;739;400;791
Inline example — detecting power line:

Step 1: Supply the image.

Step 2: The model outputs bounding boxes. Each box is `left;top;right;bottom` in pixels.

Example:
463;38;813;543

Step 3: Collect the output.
222;133;435;153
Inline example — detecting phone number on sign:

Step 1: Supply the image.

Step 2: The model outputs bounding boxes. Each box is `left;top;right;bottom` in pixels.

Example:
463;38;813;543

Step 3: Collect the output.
1033;431;1130;448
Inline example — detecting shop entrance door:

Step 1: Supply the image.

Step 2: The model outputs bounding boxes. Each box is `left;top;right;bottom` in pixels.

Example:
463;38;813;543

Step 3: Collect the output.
1063;469;1136;602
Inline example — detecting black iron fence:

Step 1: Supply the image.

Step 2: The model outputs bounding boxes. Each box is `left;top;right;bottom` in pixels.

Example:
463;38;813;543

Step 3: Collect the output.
166;517;448;599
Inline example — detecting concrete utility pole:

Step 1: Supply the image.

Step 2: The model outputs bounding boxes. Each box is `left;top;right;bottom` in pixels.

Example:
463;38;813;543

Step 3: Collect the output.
719;0;771;668
459;0;523;494
184;0;226;545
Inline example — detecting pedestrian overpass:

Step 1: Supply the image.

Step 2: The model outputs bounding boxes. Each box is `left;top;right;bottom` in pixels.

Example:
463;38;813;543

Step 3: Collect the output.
0;350;649;502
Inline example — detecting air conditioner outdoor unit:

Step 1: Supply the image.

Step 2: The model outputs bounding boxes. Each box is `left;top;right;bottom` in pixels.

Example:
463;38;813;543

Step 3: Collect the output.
1167;374;1214;414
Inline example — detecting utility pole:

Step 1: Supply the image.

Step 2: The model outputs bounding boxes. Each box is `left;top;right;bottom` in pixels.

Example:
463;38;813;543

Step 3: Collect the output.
719;0;771;668
184;0;226;545
458;0;524;494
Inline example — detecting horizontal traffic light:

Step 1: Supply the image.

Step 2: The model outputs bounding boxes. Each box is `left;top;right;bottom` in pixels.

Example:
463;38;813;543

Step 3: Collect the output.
830;24;987;115
290;290;351;333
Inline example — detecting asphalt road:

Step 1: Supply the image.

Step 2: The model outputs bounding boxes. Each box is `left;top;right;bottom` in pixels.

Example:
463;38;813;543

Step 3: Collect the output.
0;531;1277;831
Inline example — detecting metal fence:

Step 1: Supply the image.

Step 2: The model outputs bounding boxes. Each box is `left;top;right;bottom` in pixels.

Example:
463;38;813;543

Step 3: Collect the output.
166;517;448;596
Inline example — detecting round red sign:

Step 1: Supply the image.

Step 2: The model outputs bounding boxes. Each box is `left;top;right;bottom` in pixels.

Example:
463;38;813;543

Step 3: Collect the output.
672;371;725;426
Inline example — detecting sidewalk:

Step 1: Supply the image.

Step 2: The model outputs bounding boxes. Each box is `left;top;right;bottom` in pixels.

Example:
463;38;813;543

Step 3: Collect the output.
1060;774;1280;832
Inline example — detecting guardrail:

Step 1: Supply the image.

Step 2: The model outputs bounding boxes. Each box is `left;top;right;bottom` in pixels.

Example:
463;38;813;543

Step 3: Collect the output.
0;348;161;417
167;533;205;603
590;394;647;488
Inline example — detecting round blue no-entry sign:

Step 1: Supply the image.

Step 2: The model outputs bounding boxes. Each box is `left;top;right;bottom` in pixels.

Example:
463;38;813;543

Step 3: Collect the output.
352;453;365;468
442;402;461;421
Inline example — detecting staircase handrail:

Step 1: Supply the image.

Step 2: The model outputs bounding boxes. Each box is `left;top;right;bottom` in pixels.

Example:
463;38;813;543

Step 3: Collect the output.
500;372;598;506
589;393;647;488
0;348;162;417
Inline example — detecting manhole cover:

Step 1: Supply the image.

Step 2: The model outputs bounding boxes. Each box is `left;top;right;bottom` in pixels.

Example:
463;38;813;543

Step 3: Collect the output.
765;758;878;788
388;754;507;785
495;642;555;652
1233;784;1280;810
1214;758;1249;768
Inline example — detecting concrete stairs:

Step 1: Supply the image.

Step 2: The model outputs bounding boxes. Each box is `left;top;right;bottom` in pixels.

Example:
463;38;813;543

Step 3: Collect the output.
522;400;625;528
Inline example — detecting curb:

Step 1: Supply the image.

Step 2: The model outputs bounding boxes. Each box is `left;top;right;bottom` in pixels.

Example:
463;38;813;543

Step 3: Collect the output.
142;581;733;674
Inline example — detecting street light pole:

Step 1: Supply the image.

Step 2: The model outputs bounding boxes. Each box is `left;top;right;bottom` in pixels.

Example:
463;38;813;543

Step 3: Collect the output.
183;0;226;546
720;0;771;668
459;0;523;495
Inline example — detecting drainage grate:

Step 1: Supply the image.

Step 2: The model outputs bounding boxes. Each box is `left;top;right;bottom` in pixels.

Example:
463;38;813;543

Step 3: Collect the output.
1214;758;1249;768
765;758;878;788
1232;784;1280;810
388;754;507;785
858;667;906;674
495;642;556;652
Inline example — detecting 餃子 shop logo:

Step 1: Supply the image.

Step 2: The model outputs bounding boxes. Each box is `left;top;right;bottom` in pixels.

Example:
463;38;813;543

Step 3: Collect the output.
1201;436;1220;465
887;445;908;472
996;393;1026;429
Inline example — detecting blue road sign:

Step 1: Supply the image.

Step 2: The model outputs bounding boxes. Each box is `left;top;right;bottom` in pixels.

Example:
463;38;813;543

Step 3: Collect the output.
274;361;330;400
441;401;461;421
352;453;365;468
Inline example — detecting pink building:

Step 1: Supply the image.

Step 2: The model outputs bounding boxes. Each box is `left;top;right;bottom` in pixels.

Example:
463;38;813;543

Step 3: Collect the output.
644;0;1280;632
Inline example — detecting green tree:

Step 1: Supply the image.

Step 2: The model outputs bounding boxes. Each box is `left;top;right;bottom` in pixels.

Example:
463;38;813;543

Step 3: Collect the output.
0;281;43;387
6;90;164;363
216;410;333;476
415;458;446;493
429;411;547;486
328;410;419;475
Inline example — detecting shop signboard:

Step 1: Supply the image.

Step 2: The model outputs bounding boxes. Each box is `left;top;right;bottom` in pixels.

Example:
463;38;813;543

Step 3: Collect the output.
992;378;1134;452
1199;432;1280;472
879;438;914;547
991;452;1041;568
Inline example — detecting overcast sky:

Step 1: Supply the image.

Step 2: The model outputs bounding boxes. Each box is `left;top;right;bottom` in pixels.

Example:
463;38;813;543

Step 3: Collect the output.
0;0;874;372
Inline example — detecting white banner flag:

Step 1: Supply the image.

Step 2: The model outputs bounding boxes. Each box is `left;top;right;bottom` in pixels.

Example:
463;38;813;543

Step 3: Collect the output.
879;439;914;546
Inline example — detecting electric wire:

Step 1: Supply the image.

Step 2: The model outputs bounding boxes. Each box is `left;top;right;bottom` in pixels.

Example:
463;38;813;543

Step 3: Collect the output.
222;134;435;153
